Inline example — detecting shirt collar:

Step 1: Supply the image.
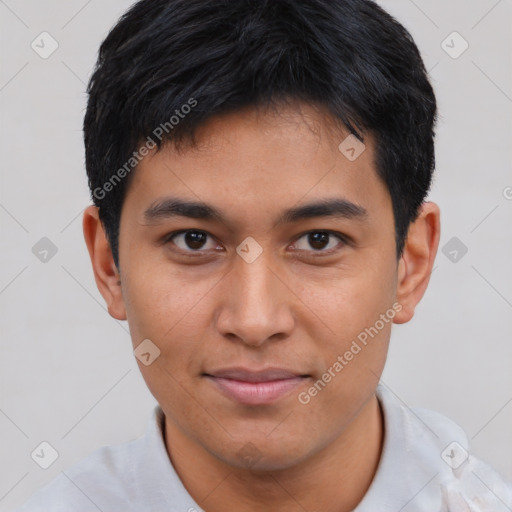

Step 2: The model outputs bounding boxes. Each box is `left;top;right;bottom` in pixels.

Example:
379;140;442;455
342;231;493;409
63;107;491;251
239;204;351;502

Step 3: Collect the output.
140;385;457;511
137;405;205;512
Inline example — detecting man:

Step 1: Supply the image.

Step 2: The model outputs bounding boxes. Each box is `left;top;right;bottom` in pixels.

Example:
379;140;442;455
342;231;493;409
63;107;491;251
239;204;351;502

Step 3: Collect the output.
16;0;512;510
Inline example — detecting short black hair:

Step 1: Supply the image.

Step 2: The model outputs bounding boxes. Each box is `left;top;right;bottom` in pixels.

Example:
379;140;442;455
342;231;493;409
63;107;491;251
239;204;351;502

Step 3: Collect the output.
84;0;437;270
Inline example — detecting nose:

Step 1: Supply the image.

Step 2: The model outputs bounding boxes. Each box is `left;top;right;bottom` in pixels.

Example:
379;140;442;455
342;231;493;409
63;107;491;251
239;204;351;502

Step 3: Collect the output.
215;249;296;347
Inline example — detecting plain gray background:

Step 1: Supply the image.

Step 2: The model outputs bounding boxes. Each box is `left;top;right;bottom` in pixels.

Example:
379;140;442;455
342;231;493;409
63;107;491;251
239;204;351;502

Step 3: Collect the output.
1;0;511;510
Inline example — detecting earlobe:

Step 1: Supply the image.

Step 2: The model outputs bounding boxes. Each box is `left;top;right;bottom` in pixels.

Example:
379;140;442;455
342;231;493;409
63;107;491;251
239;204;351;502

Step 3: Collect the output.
393;202;440;324
83;205;127;321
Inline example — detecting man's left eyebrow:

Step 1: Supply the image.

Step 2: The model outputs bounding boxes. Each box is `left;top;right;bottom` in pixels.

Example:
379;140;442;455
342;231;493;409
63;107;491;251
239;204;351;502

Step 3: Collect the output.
275;198;368;225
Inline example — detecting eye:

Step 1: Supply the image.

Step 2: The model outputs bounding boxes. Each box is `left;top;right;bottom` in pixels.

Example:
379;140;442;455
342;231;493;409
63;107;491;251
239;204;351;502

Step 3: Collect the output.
292;230;346;254
165;230;220;252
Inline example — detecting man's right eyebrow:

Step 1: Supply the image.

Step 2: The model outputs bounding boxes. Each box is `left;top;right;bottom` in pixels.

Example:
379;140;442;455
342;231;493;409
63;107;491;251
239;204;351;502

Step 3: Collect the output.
142;197;226;224
274;198;368;225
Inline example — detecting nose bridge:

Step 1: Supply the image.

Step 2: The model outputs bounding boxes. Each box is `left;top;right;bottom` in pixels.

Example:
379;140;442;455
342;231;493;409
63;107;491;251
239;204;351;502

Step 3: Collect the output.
216;248;294;346
236;252;276;309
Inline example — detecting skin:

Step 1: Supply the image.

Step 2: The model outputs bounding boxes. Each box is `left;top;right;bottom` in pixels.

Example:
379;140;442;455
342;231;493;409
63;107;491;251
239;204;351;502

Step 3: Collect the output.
83;101;440;512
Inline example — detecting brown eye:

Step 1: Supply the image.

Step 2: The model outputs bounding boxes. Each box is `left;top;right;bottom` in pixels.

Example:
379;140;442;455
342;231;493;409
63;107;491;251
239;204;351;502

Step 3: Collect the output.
308;232;330;250
293;231;345;253
168;230;218;251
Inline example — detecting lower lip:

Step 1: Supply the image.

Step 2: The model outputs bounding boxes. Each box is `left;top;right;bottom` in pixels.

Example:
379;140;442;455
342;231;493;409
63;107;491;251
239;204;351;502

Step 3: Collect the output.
206;376;307;405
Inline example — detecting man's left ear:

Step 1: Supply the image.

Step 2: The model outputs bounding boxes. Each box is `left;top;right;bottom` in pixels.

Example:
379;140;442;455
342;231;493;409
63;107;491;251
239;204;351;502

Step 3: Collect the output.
393;201;440;324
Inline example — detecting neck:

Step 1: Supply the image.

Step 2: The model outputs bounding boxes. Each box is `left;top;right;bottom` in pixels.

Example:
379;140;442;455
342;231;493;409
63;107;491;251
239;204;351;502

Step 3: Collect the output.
164;394;384;512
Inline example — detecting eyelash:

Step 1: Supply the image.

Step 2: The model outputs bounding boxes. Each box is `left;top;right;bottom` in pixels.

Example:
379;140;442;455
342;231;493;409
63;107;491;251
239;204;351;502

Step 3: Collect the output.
162;229;349;257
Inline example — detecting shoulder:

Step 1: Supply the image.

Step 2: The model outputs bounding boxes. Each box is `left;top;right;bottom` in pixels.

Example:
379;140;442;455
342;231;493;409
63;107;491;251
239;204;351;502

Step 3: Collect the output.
14;427;146;512
377;385;512;511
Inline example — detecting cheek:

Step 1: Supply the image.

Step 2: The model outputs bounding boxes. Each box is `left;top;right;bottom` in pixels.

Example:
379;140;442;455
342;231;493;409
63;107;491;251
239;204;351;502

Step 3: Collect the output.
299;283;393;417
124;275;209;421
121;278;212;421
301;259;396;385
122;264;211;344
310;265;396;338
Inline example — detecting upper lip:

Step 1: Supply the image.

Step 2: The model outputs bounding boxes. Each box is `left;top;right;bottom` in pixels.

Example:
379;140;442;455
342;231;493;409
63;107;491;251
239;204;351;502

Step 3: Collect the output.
205;367;308;382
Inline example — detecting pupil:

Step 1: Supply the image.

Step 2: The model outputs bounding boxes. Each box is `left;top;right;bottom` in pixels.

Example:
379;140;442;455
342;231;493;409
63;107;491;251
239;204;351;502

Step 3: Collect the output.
309;232;329;250
185;231;206;249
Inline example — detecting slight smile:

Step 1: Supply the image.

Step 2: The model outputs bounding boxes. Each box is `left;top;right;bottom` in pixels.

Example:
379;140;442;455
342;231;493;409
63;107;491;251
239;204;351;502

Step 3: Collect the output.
203;368;311;405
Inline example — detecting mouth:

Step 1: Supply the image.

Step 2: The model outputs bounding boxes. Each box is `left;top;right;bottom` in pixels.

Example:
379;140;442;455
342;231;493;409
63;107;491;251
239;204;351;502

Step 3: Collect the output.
203;367;311;405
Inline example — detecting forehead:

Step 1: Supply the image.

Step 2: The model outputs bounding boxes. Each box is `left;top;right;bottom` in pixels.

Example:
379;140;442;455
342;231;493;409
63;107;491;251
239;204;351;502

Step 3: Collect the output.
122;102;391;232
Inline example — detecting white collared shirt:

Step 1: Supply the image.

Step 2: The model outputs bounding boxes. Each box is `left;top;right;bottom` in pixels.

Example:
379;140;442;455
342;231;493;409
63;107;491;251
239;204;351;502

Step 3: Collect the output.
15;385;512;511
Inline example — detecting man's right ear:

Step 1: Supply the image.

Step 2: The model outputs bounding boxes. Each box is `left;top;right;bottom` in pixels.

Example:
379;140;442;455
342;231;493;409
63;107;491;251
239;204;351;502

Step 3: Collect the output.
82;205;127;321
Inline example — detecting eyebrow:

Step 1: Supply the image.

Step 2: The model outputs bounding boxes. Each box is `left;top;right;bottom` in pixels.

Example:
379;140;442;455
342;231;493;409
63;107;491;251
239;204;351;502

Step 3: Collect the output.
142;196;368;226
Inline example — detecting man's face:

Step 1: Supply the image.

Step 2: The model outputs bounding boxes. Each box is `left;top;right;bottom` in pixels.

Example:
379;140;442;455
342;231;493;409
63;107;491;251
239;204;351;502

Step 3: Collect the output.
117;102;399;470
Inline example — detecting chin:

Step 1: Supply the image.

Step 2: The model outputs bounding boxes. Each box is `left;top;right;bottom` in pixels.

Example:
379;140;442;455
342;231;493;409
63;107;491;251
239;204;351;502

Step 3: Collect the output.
217;436;315;473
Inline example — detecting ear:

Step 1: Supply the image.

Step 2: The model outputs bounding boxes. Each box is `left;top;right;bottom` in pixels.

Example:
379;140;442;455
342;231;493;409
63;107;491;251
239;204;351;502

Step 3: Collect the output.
83;205;127;320
393;201;440;324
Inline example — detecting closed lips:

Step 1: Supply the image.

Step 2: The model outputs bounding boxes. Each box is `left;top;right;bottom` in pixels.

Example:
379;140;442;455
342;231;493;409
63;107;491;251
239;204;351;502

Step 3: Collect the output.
203;368;310;405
